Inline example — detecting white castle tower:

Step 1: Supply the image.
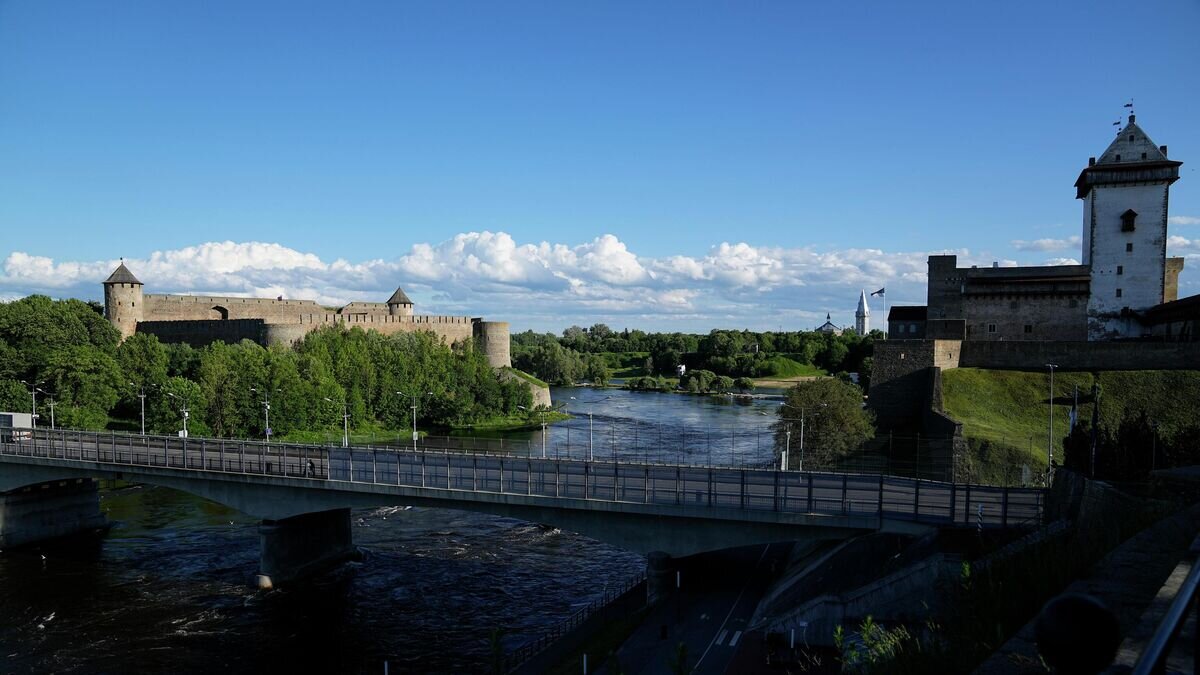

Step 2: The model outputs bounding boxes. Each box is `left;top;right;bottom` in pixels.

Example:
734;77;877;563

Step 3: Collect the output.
855;289;870;335
1076;114;1182;339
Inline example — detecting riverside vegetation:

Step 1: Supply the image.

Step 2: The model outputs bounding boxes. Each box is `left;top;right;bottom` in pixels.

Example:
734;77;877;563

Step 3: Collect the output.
0;295;535;439
511;323;879;388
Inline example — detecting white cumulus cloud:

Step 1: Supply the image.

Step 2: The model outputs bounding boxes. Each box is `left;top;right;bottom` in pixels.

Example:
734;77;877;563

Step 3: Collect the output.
1011;236;1081;252
1169;216;1200;226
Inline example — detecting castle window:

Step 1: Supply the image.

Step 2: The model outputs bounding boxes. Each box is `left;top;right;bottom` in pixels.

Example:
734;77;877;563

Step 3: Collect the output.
1129;135;1134;142
1024;325;1033;334
1116;288;1123;298
988;323;996;333
1115;154;1121;161
1142;152;1148;160
1127;243;1134;253
1117;266;1123;275
1121;209;1137;232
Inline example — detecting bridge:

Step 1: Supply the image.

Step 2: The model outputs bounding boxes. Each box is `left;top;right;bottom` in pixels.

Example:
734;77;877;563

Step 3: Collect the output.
0;428;1043;590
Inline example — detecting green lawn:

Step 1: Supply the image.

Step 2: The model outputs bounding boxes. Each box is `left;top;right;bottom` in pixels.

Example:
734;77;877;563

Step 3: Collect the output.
503;366;549;388
942;368;1200;466
762;355;826;378
602;351;650;378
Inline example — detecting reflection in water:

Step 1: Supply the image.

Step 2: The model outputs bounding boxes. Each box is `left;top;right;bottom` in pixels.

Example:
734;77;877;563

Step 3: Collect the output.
0;386;786;673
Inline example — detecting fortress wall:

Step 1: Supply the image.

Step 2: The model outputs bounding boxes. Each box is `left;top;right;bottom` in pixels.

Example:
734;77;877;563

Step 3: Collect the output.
957;340;1200;371
137;319;267;346
143;294;322;322
961;294;1088;341
339;302;390;314
868;340;960;429
473;321;512;368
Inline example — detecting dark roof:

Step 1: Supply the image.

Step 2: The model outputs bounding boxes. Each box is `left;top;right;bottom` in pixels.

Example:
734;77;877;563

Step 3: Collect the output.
103;262;142;285
387;287;413;305
1143;294;1200;323
1075;118;1181;198
888;305;927;321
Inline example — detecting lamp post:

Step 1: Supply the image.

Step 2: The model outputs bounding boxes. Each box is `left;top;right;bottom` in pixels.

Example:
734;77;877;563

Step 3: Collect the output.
783;428;791;471
19;380;42;428
324;397;349;447
781;402;827;471
518;405;549;459
130;382;147;435
39;390;56;430
166;392;189;438
1045;363;1058;474
251;387;279;442
397;391;433;452
569;396;595;461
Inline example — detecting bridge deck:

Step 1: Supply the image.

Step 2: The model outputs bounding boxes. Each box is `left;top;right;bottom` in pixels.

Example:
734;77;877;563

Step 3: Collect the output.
0;429;1043;529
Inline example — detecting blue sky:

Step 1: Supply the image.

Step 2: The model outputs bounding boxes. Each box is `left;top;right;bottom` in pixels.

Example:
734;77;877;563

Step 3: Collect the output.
1;0;1198;332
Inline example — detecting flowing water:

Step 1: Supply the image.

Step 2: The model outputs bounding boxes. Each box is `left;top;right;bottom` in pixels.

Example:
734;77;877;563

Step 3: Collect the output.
0;387;782;674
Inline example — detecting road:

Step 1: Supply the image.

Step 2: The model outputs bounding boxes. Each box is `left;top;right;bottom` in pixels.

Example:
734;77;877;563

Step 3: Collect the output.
600;544;788;674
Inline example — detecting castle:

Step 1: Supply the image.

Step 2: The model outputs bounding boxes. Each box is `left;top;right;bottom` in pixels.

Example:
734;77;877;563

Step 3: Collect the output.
871;114;1200;431
886;114;1191;343
102;265;512;368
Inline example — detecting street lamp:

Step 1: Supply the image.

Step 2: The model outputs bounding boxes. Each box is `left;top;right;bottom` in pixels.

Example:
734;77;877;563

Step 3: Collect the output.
1045;363;1058;474
324;397;350;448
19;380;42;428
569;396;594;461
781;402;827;472
397;391;433;452
518;405;550;459
129;382;149;435
166;392;190;438
251;387;280;442
38;389;57;430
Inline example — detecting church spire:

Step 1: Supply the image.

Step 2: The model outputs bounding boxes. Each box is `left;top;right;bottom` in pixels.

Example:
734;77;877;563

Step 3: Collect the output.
856;290;870;335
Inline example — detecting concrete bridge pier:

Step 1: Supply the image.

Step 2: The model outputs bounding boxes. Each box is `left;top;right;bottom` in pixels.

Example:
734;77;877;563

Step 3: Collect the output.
0;478;108;548
646;550;674;606
255;508;357;590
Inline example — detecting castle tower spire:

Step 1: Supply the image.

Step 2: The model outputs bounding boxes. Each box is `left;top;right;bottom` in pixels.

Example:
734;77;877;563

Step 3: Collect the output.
856;289;870;335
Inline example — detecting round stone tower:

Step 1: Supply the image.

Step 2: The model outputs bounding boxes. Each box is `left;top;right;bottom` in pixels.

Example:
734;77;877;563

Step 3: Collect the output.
103;261;143;340
472;320;511;368
386;286;414;317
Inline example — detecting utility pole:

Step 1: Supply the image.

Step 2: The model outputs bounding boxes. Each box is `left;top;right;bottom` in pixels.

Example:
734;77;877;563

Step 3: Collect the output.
130;382;147;435
1045;363;1058;473
20;380;41;428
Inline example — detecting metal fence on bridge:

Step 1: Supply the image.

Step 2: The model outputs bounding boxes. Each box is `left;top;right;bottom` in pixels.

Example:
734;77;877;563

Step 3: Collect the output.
0;428;1043;529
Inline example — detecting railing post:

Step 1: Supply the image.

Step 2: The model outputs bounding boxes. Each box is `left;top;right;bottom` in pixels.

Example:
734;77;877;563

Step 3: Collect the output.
421;452;426;488
740;469;746;509
807;474;814;513
773;470;780;511
708;467;714;507
555;459;560;498
473;454;478;491
964;483;971;527
527;459;532;496
878;475;885;517
500;458;505;494
913;480;920;520
583;462;588;500
201;440;206;470
644;466;650;504
949;482;957;523
842;473;849;515
349;449;354;482
373;448;378;484
1001;489;1009;528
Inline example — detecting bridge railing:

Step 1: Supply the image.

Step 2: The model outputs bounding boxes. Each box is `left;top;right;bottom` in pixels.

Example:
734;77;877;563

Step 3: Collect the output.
0;428;1044;529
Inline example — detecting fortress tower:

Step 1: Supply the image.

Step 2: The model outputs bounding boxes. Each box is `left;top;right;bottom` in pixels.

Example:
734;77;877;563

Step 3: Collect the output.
1076;115;1182;339
856;289;870;335
103;261;143;340
387;287;414;317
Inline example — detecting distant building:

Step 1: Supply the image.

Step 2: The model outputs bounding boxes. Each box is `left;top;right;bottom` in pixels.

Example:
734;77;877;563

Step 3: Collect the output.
816;313;842;336
855;289;870;335
890;115;1190;342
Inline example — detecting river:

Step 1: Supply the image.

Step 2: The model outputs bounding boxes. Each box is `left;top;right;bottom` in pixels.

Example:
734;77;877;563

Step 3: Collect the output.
0;386;782;674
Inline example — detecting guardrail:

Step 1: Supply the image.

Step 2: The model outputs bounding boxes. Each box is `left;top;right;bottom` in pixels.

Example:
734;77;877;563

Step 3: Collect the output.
1131;536;1200;675
0;428;1044;528
503;571;646;672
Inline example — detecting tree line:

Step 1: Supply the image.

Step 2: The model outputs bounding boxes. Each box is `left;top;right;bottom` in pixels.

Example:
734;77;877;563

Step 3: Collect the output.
0;295;532;438
511;323;880;385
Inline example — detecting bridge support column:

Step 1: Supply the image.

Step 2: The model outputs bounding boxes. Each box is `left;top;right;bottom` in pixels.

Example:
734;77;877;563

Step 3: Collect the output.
645;550;674;606
255;508;356;590
0;479;108;548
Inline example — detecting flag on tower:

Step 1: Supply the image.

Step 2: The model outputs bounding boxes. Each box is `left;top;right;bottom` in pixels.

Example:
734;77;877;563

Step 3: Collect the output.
870;288;885;297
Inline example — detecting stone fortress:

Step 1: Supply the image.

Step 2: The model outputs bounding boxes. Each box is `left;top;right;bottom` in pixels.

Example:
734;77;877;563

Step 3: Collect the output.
885;114;1190;344
871;114;1200;430
102;264;512;368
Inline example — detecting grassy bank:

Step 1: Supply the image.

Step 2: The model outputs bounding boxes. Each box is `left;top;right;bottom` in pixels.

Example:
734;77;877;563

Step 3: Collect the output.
942;368;1200;467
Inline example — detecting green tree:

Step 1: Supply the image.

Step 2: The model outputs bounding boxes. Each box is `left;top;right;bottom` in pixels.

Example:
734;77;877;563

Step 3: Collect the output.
733;376;755;393
775;378;874;468
44;346;124;429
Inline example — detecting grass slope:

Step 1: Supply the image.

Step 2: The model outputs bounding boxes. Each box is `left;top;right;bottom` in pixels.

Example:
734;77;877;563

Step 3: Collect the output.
602;351;650;378
942;368;1200;466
